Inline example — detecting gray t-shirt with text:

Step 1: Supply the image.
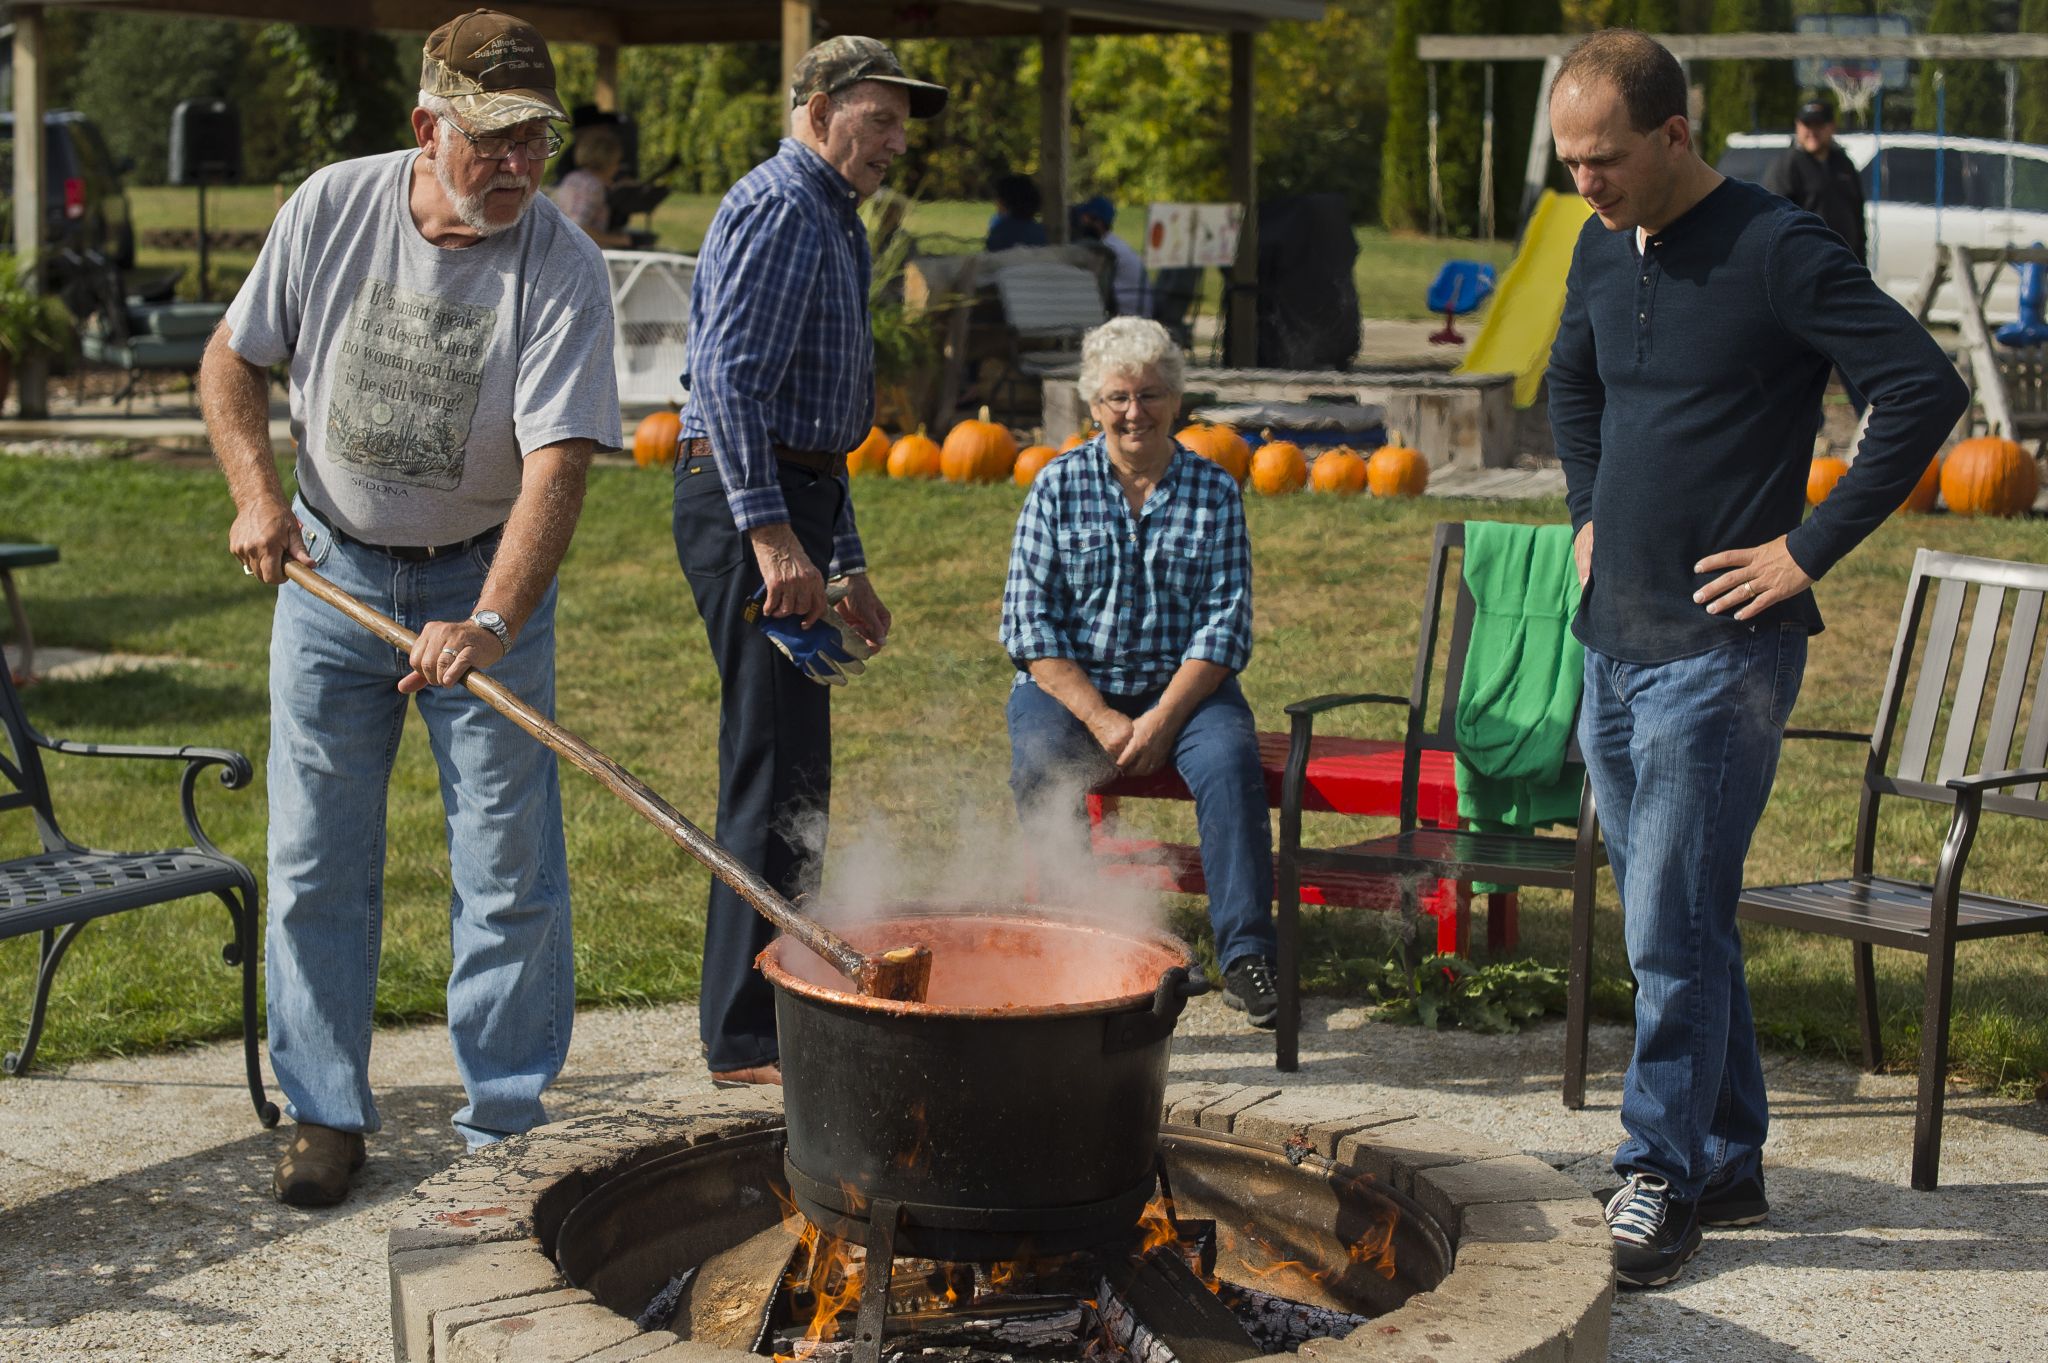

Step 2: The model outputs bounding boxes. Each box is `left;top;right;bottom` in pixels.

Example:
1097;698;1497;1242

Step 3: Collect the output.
225;148;621;545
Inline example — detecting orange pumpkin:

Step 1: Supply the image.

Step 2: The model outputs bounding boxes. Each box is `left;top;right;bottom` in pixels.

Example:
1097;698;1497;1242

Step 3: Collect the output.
1940;435;2039;517
1059;431;1090;452
1366;440;1430;497
1309;448;1369;496
1249;439;1307;496
887;427;943;480
1806;456;1850;507
942;406;1018;483
1897;455;1942;514
846;426;892;477
1013;444;1058;486
632;408;681;468
1176;422;1252;483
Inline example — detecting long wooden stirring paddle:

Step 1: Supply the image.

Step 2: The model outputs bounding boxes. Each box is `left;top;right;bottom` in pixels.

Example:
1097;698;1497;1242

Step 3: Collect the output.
281;562;933;1004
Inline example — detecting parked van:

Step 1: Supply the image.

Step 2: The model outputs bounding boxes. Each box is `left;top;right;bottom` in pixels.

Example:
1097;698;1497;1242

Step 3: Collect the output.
1719;131;2048;323
0;109;136;275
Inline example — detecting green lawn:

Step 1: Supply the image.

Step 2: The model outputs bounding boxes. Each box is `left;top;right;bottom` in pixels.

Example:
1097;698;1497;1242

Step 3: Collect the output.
127;185;1516;323
2;454;2044;1105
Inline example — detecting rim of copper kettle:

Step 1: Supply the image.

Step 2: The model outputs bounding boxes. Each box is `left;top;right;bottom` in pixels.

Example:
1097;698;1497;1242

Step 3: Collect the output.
756;906;1200;1021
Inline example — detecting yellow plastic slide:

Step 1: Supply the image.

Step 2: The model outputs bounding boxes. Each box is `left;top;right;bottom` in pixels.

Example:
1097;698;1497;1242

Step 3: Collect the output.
1456;190;1595;407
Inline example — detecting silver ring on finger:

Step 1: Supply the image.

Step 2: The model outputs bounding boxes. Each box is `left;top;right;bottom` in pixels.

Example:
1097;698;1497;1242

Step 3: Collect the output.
242;563;254;576
441;647;459;656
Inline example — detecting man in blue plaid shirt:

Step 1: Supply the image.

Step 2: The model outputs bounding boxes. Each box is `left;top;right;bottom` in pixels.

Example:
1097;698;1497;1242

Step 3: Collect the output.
1001;318;1279;1027
675;37;946;1086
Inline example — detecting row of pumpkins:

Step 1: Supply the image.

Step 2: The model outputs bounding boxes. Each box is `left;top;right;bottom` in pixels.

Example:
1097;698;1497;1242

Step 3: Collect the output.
1808;434;2039;518
632;408;1432;498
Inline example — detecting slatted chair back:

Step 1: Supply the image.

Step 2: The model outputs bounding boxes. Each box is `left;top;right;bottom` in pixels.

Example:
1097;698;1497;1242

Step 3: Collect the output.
995;261;1109;344
0;667;62;852
1849;549;2048;869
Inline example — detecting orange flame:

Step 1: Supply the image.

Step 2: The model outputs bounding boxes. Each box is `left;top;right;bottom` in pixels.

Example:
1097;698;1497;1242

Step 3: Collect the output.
1133;1190;1179;1255
1344;1204;1400;1281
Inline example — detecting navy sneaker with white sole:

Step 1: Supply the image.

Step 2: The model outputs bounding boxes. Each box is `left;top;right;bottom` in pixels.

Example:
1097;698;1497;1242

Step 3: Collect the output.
1605;1172;1702;1289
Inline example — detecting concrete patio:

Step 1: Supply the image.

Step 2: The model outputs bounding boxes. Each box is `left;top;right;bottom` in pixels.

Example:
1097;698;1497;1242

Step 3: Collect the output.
1;990;2042;1363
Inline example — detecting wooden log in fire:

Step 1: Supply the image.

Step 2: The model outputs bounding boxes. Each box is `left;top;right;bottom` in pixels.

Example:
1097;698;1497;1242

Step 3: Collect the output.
772;1297;1085;1361
1214;1281;1370;1352
1098;1249;1262;1363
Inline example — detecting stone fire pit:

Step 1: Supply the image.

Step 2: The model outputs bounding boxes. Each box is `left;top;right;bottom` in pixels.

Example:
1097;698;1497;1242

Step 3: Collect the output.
387;1083;1612;1363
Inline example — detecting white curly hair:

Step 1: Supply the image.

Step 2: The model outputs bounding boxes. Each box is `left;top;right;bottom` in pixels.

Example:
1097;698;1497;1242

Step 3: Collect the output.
1077;317;1184;406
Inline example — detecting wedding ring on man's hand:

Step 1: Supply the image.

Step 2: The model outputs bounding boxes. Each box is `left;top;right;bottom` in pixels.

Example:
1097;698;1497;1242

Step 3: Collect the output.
242;564;253;576
441;647;459;656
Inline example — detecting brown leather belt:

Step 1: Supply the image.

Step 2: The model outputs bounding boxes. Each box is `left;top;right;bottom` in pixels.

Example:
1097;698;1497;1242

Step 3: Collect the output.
684;437;847;477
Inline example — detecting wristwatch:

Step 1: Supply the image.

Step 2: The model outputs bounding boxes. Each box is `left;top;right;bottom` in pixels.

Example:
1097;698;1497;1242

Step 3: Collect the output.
471;610;510;649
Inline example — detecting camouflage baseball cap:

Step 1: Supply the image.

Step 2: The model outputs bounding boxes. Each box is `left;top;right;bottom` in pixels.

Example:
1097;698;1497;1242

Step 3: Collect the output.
422;9;567;130
790;36;948;120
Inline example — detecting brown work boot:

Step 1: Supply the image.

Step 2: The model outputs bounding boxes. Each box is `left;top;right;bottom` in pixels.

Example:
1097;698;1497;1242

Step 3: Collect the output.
273;1122;366;1207
710;1062;782;1088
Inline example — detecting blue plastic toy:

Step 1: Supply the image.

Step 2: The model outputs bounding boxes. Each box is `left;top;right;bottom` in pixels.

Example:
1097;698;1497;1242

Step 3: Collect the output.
1427;260;1498;345
1996;247;2048;348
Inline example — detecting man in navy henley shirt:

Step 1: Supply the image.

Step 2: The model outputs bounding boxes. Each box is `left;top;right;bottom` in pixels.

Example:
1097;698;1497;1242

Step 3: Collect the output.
1546;29;1968;1290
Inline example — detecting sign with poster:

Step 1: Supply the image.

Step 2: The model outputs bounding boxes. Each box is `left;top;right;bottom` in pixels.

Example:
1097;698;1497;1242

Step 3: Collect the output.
1144;203;1245;269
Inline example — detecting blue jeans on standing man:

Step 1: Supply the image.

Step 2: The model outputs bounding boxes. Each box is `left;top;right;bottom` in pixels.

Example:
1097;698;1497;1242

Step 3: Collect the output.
265;500;574;1151
1578;622;1807;1200
1005;674;1276;972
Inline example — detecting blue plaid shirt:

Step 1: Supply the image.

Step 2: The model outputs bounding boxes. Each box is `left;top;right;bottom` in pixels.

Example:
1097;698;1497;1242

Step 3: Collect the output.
681;140;874;572
1002;438;1254;695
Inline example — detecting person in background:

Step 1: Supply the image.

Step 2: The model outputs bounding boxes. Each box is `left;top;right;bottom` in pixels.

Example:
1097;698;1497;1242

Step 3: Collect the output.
549;122;633;248
1001;317;1278;1032
1763;98;1870;419
674;36;946;1088
1547;29;1967;1290
1071;195;1149;316
200;7;619;1207
986;173;1048;251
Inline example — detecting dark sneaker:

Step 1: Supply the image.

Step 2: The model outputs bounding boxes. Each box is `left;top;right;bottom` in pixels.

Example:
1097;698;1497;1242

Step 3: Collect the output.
1222;956;1280;1029
1604;1172;1701;1289
273;1122;366;1208
1599;1169;1768;1228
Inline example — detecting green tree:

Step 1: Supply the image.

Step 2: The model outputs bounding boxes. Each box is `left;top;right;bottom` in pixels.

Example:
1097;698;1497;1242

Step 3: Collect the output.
1257;2;1392;222
1916;0;2010;138
1703;0;1797;162
892;38;1038;201
1606;0;1684;29
2022;0;2048;143
73;17;250;186
259;24;412;184
1381;0;1443;231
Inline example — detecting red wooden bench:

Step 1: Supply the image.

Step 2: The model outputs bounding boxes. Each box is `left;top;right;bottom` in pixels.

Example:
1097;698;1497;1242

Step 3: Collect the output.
1086;731;1519;957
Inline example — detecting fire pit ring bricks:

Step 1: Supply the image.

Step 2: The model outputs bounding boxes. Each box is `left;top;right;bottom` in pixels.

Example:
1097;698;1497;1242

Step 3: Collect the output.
387;1084;1613;1363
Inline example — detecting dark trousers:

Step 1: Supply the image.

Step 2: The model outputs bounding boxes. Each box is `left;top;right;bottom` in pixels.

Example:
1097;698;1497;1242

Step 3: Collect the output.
673;449;843;1070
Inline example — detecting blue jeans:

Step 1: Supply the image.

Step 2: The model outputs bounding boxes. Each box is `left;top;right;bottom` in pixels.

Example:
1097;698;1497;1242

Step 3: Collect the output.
265;501;573;1149
1580;624;1807;1199
1005;675;1276;971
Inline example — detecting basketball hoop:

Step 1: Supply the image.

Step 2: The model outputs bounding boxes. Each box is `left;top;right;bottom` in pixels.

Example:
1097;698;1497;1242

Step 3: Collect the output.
1822;63;1883;121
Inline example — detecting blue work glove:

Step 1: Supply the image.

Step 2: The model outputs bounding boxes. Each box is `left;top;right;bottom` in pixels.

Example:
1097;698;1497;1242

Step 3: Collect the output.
746;587;872;686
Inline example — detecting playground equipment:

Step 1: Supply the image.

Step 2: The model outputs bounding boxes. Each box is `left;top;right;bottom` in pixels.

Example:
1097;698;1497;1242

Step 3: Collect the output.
1425;261;1496;345
1454;190;1593;407
1996;252;2048;348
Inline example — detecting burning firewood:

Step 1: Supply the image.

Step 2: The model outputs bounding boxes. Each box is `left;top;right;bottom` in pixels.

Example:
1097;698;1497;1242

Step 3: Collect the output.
1213;1282;1370;1353
1097;1248;1262;1363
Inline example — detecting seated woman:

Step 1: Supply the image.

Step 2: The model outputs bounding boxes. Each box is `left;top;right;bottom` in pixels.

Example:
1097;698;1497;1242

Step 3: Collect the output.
1000;317;1277;1028
548;124;633;248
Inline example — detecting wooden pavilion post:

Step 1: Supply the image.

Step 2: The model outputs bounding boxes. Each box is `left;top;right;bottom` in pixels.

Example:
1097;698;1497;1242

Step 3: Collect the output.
10;4;48;418
781;0;815;109
1226;27;1258;368
593;43;619;113
1039;6;1071;245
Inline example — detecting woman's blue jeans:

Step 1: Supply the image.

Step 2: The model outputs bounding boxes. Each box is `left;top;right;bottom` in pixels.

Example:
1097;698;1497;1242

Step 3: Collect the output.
1579;623;1807;1199
1005;675;1276;972
264;502;573;1150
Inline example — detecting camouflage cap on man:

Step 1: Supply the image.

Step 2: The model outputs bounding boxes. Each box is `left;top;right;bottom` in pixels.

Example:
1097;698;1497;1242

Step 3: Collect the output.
422;8;567;130
790;36;948;120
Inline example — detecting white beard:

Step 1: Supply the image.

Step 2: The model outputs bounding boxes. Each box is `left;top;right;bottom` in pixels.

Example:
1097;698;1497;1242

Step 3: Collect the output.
434;156;534;237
